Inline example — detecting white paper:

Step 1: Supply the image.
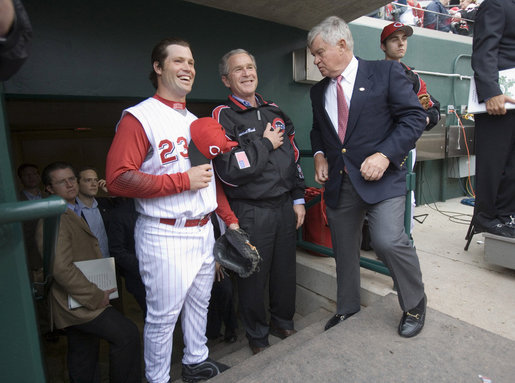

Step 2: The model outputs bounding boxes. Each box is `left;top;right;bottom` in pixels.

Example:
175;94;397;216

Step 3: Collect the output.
68;257;118;309
468;68;515;114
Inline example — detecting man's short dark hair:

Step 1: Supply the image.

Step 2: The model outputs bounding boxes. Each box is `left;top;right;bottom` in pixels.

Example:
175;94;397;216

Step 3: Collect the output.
77;166;98;182
41;162;76;187
17;163;39;178
149;37;191;89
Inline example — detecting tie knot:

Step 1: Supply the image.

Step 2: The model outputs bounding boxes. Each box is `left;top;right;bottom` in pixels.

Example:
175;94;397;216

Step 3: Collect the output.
336;75;343;83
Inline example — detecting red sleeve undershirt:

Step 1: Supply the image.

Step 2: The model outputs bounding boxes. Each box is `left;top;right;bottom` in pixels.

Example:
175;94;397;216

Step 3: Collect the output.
105;112;190;198
105;107;238;226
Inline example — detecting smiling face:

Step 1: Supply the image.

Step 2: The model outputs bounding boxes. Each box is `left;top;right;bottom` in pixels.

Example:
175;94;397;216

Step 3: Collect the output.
221;53;258;103
381;30;408;62
309;34;350;79
154;44;195;101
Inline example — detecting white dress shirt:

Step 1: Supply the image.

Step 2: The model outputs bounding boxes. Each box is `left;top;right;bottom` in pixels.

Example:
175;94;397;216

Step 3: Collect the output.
324;56;359;136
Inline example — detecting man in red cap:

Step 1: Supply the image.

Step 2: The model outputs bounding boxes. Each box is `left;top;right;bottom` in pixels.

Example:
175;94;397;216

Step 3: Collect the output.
380;22;441;132
380;22;441;234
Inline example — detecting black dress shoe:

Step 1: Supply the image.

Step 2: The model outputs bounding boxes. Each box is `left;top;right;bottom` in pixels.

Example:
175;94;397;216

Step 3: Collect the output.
398;294;426;338
269;323;297;339
474;220;515;238
324;312;357;331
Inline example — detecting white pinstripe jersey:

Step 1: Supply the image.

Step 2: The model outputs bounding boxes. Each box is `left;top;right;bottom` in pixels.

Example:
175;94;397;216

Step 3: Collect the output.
123;97;217;219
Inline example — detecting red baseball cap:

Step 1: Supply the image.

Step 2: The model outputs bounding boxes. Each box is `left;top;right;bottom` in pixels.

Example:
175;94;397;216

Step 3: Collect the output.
189;117;238;166
380;22;413;43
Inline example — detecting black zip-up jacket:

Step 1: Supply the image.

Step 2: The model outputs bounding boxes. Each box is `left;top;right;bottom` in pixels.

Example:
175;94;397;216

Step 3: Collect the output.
212;93;305;204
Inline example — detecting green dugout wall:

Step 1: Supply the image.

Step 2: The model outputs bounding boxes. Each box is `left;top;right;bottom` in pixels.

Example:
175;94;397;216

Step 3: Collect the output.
5;0;474;201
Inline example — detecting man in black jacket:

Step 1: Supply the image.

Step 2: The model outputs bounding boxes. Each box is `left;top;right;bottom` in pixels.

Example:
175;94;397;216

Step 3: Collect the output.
212;49;305;354
471;0;515;238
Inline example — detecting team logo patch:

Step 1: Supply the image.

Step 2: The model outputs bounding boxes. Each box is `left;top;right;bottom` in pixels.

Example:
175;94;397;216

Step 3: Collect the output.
235;151;251;170
272;118;285;131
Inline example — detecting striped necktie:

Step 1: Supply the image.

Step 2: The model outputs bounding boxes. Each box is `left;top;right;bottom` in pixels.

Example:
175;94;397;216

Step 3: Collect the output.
336;75;349;143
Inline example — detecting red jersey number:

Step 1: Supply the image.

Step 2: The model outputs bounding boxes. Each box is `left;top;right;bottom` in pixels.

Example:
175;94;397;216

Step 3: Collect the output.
159;137;188;164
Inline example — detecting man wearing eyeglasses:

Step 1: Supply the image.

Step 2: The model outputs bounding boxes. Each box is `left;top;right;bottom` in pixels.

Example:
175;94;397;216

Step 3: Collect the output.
40;161;141;383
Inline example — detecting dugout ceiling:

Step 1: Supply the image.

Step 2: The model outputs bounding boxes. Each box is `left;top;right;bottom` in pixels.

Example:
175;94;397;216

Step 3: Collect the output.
182;0;388;30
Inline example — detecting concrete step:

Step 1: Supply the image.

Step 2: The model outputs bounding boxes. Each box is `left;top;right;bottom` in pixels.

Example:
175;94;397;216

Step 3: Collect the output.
207;308;332;383
170;308;331;383
211;294;515;382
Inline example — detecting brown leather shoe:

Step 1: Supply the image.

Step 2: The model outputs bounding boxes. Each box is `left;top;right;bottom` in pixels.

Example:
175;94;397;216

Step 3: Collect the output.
269;324;297;339
250;345;268;355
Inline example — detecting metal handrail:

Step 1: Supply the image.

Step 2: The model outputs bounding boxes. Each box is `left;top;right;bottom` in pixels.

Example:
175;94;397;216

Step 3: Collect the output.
0;195;66;224
388;3;474;24
0;195;66;297
297;151;391;276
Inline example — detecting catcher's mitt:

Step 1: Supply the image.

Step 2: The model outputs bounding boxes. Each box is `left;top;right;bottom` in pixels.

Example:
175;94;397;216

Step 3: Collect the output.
213;228;261;278
418;93;431;110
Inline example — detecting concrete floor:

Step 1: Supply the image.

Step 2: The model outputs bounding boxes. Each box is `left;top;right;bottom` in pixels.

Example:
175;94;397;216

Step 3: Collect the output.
412;197;515;342
354;196;515;341
297;196;515;342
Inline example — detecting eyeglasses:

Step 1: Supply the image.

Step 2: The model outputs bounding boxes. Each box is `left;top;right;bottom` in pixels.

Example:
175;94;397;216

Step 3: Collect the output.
52;176;77;187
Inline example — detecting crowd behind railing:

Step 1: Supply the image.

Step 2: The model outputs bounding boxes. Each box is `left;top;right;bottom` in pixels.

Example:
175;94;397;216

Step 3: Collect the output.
369;0;481;36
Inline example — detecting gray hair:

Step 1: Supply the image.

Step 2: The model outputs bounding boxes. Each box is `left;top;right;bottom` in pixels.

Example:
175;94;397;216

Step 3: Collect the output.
307;16;354;52
219;49;258;77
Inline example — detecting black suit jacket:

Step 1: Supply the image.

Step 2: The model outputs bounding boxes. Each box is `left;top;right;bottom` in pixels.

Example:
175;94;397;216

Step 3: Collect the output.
472;0;515;101
310;58;426;207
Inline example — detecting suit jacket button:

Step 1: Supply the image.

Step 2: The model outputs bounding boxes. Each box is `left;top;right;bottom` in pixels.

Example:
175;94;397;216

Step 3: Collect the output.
341;148;347;154
339;170;343;174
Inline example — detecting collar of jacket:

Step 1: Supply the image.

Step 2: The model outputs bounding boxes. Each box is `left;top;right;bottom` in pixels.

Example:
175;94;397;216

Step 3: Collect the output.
227;93;270;111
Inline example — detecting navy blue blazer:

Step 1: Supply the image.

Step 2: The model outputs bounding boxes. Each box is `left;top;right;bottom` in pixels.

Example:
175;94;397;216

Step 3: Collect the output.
310;58;426;208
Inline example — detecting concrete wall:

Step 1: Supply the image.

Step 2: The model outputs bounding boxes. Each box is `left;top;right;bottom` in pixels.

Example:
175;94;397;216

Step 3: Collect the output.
5;3;474;200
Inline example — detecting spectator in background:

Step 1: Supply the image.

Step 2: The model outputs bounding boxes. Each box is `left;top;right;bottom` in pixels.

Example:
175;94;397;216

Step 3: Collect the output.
408;0;425;26
0;0;31;81
424;0;452;32
17;163;53;339
108;197;147;316
451;0;478;35
17;163;45;275
77;167;110;259
40;161;141;383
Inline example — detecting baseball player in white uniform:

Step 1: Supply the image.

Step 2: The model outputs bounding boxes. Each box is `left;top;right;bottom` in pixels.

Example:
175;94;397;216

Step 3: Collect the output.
106;38;238;383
